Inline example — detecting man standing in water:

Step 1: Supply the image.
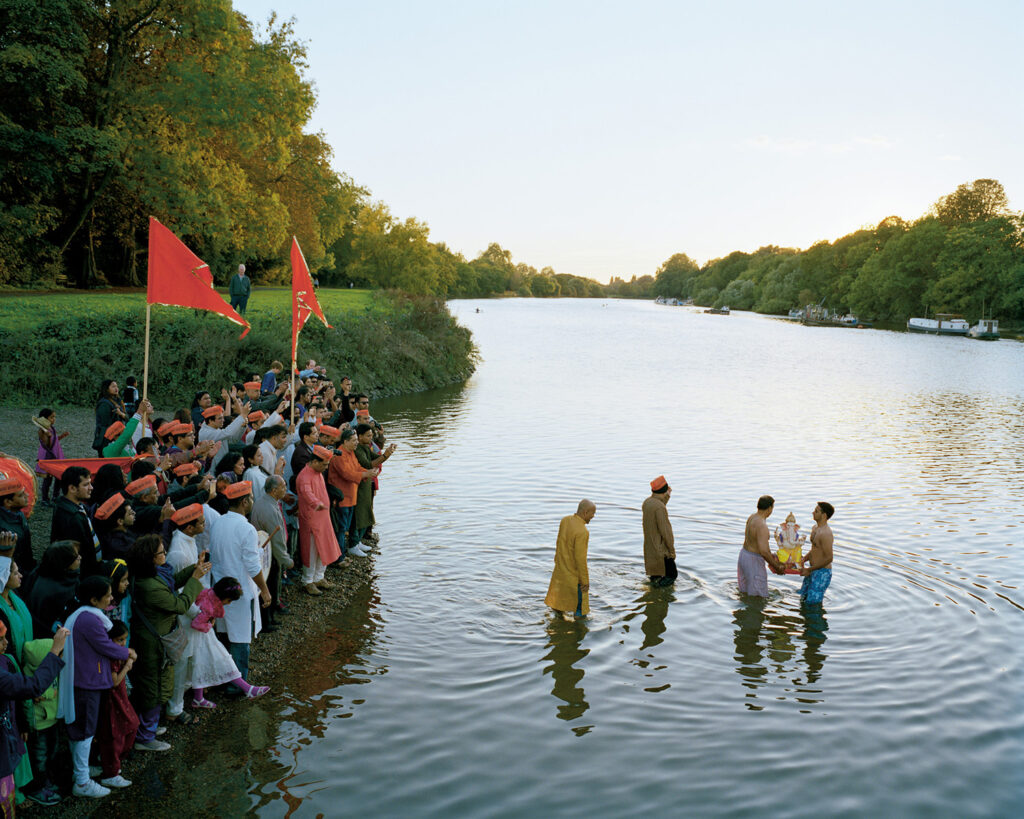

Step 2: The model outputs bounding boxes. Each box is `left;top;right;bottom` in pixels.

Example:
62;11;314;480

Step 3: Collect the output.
800;502;835;603
643;476;676;586
738;495;785;596
545;500;596;619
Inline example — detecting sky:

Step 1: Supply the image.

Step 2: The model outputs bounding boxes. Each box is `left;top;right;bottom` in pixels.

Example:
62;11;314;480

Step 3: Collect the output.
234;0;1023;282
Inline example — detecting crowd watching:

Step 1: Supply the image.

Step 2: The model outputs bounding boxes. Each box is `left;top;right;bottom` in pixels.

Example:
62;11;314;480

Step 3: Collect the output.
0;360;396;806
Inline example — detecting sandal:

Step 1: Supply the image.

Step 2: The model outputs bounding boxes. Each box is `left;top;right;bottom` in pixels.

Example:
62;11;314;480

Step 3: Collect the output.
168;710;196;725
193;698;218;709
246;685;270;699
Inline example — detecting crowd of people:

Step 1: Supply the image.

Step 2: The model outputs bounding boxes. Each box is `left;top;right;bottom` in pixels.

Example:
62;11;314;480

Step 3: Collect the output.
0;359;396;807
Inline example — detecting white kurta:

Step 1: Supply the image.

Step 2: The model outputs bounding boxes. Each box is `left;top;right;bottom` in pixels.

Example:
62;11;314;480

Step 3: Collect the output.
166;529;211;590
243;465;270;503
208;510;262;643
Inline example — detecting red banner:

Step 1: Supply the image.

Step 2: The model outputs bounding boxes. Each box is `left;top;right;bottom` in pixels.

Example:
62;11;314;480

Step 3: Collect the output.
291;236;331;363
147;216;251;338
35;458;135;479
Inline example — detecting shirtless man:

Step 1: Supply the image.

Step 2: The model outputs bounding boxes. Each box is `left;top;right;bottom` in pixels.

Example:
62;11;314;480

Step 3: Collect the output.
737;495;785;597
800;502;835;604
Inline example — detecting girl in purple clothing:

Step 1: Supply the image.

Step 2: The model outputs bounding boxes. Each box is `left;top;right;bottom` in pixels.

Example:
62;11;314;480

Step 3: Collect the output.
32;410;68;505
57;576;136;798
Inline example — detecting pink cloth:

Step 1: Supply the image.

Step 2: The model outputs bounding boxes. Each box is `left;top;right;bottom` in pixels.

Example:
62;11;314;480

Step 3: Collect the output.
35;428;65;475
190;587;225;632
297;465;341;566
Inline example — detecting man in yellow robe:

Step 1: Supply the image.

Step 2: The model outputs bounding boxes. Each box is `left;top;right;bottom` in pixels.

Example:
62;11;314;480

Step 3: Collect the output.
544;499;596;618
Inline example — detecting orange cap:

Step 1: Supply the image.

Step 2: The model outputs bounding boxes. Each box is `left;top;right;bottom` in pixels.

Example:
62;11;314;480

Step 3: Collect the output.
244;381;261;390
169;421;193;436
104;421;125;440
201;405;224;419
355;409;370;418
125;474;158;496
171;503;204;526
318;425;340;438
172;462;200;477
247;410;266;424
156;422;176;437
312;445;334;461
222;481;252;499
94;493;126;521
650;475;668;491
0;478;23;496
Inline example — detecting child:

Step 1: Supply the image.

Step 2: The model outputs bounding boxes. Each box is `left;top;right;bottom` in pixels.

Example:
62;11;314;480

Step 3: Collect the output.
57;576;134;798
774;512;807;573
21;638;62;807
122;377;139;416
32;409;68;505
0;622;67;814
95;621;138;789
188;577;269;709
102;560;132;631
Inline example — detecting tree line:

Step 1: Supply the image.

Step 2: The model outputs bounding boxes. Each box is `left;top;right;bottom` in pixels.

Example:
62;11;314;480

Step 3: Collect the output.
2;5;1021;322
648;179;1024;322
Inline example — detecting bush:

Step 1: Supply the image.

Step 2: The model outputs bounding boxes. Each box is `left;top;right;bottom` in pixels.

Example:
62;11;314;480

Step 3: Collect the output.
0;292;477;407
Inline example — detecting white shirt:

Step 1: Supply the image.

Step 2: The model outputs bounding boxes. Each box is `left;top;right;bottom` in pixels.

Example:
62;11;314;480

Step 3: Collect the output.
208;509;262;643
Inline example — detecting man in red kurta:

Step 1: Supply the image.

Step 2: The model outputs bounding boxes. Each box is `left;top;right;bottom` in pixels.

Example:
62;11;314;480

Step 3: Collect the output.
296;446;341;595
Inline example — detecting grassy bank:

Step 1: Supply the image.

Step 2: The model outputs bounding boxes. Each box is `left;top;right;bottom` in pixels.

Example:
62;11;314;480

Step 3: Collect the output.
0;289;477;407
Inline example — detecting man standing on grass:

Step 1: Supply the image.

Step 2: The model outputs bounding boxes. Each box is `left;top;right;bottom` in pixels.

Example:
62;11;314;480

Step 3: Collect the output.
229;263;251;315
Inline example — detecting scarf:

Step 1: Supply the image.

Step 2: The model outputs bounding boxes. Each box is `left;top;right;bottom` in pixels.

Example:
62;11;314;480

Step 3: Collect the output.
56;605;114;724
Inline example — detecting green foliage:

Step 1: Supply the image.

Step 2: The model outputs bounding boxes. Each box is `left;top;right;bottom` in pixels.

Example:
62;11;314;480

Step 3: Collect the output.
0;291;476;407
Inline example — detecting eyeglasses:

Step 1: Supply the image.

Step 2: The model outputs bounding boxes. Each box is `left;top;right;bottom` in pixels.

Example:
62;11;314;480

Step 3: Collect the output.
154;549;166;556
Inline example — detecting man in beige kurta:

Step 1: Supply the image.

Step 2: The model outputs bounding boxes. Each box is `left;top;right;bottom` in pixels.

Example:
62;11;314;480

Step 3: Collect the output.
544;500;596;617
643;475;676;586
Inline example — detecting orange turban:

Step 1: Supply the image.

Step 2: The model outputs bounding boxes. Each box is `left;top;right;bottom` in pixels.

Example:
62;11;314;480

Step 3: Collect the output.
650;475;668;491
94;493;127;521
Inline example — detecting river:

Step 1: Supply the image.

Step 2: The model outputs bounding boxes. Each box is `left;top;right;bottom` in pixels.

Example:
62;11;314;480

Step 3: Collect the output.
156;299;1024;816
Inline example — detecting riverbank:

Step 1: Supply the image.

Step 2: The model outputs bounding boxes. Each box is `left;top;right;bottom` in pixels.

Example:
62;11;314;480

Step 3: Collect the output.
0;405;381;816
0;289;477;407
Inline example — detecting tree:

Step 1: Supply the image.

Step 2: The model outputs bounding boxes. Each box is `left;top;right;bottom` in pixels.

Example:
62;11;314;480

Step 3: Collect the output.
930;179;1010;225
653;252;699;298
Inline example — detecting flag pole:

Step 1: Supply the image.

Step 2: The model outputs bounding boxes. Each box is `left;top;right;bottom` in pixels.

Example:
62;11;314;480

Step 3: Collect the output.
142;302;152;403
290;356;296;428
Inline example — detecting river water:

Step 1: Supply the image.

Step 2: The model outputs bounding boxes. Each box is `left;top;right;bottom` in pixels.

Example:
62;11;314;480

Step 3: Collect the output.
215;300;1024;816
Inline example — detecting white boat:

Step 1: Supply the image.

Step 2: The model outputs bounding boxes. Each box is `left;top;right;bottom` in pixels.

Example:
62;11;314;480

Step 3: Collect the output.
907;314;969;335
967;319;1000;340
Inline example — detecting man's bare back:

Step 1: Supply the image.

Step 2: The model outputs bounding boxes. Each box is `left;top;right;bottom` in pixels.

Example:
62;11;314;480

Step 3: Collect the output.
744;512;773;562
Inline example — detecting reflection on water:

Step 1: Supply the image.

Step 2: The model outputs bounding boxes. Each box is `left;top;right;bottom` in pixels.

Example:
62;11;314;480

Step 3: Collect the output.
541;618;591;732
733;597;830;712
141;300;1024;818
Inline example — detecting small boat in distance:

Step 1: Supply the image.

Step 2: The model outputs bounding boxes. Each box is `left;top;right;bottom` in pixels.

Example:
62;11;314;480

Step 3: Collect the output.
907;314;969;335
967;318;1000;340
704;305;730;315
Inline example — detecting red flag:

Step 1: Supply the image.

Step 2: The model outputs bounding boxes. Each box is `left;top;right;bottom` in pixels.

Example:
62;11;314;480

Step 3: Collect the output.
147;217;250;338
291;236;331;362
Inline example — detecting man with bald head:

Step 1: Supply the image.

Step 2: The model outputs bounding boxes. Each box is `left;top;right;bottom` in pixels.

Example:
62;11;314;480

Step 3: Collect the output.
544;499;596;619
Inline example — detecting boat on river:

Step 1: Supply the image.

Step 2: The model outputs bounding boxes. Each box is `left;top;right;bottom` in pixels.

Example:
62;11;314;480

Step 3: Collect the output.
907;314;969;335
967;318;1000;340
704;305;730;314
793;304;871;328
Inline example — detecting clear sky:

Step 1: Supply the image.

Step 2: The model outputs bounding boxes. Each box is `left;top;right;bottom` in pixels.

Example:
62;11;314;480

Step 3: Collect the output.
234;0;1023;282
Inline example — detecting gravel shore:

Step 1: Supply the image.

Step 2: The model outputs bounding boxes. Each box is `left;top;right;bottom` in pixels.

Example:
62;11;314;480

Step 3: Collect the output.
0;406;376;817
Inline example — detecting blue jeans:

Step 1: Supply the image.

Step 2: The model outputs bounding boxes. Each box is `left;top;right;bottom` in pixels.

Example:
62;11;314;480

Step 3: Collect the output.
228;642;251;681
336;506;354;557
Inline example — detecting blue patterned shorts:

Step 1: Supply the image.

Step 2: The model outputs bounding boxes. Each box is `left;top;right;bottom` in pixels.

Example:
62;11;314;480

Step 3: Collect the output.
800;567;832;603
